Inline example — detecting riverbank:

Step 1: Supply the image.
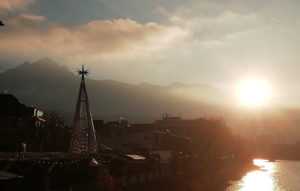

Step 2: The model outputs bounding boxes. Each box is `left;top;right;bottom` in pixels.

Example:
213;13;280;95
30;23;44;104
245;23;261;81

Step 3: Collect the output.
128;159;256;191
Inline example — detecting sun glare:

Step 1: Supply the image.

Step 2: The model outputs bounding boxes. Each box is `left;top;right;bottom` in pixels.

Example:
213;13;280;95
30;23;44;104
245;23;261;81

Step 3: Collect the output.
236;79;272;108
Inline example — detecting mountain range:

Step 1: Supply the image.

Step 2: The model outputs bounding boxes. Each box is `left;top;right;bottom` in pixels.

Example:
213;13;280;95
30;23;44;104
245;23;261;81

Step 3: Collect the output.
3;58;300;143
0;58;225;123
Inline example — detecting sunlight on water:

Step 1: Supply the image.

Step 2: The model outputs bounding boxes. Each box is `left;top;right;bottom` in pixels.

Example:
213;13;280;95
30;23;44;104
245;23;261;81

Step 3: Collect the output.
228;159;279;191
253;159;274;169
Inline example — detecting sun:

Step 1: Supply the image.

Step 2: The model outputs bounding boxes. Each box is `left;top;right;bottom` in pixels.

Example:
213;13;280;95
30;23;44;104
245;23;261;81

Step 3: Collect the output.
236;79;272;108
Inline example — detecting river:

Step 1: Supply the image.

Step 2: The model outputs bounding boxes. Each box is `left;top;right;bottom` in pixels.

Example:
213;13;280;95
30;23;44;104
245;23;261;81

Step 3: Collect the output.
226;159;300;191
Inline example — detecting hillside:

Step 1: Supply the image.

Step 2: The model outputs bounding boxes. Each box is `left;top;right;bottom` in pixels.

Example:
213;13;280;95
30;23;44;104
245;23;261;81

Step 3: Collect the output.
0;59;223;122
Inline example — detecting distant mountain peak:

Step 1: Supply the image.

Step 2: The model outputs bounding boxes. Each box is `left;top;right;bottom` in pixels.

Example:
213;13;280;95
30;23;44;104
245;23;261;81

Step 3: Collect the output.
0;58;222;122
33;58;59;66
0;58;76;83
31;58;69;72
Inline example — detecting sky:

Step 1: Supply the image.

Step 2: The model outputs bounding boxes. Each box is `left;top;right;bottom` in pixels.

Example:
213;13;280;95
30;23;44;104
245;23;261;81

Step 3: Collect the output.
1;0;300;107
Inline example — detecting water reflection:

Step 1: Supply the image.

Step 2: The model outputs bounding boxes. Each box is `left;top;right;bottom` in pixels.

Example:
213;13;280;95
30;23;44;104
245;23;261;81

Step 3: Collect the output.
228;159;278;191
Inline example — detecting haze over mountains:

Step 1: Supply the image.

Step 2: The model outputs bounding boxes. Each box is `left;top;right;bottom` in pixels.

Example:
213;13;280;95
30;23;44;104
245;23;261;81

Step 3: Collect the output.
0;58;225;123
2;58;300;143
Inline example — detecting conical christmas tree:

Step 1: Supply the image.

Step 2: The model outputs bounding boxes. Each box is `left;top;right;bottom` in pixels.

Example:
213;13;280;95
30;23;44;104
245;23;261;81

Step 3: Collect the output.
69;66;98;154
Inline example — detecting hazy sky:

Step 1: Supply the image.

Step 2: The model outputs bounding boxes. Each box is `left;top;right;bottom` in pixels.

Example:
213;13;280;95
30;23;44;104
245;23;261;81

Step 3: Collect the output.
1;0;300;106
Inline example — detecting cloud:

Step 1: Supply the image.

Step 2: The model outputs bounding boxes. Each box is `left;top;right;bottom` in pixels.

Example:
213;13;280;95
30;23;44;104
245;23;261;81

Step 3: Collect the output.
0;16;188;63
169;9;266;46
0;0;33;11
6;13;46;28
18;13;46;22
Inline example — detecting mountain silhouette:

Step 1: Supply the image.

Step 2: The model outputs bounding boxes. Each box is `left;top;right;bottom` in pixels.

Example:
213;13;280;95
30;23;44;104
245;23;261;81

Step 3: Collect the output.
0;59;223;123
